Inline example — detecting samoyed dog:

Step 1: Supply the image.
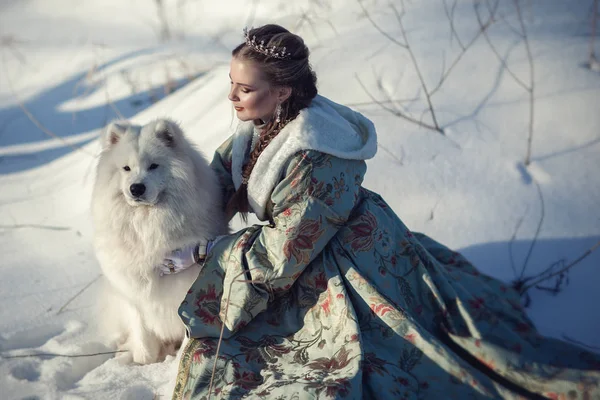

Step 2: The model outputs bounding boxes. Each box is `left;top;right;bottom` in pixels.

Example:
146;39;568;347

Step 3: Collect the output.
92;118;226;364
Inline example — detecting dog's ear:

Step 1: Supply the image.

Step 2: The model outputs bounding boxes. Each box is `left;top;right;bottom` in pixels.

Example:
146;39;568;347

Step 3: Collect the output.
155;119;182;148
103;121;129;149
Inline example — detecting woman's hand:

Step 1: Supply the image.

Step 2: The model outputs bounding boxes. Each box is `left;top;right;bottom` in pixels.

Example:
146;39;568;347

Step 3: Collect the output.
159;240;212;276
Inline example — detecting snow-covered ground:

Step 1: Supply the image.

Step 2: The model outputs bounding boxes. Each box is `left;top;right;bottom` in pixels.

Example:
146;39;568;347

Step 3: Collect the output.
0;0;598;398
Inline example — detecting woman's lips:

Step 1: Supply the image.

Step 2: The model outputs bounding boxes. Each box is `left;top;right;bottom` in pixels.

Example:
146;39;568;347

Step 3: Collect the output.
234;106;244;111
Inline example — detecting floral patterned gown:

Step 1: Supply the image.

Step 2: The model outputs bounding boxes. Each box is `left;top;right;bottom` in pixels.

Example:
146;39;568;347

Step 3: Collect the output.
173;96;600;399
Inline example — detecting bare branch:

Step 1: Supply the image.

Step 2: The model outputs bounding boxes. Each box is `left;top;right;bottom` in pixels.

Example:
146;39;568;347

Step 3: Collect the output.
513;0;536;166
518;179;544;281
103;75;126;120
56;274;102;315
357;0;478;135
562;334;600;352
357;0;408;48
1;350;127;359
0;35;27;64
431;0;498;96
355;74;442;133
210;267;277;397
0;224;71;231
325;20;339;36
474;1;529;90
428;198;441;221
378;143;405;165
72;63;100;110
390;3;442;132
443;0;465;50
474;0;535;165
497;11;525;38
589;0;599;70
437;52;447;90
519;240;600;294
344;97;420;107
508;213;526;277
154;0;172;41
244;0;259;29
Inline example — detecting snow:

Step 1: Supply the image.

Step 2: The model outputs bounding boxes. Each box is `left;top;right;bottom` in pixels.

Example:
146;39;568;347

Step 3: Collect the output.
0;0;599;398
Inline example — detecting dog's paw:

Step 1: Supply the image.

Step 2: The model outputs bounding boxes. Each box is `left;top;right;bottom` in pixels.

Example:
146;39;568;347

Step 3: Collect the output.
113;350;134;365
130;343;160;365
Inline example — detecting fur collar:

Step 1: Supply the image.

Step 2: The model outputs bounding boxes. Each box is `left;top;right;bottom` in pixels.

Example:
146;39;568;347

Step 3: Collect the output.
231;95;377;220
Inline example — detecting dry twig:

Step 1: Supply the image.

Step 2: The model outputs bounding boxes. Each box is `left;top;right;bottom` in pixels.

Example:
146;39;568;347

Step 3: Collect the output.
0;224;71;231
207;267;300;398
357;0;499;137
356;0;448;133
154;0;172;42
508;213;526;277
518;180;544;281
56;274;103;315
475;0;535;165
208;267;266;398
513;0;535;166
355;74;440;132
562;334;600;352
378;143;405;166
431;0;498;96
590;0;599;70
390;4;442;132
1;350;127;359
0;35;27;64
517;240;600;294
443;0;464;49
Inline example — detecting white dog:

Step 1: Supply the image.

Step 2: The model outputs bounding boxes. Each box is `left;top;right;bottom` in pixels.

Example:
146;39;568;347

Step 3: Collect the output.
91;118;227;364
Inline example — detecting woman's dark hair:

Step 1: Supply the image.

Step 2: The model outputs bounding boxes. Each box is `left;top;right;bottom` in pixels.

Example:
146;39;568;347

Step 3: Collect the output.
226;24;318;221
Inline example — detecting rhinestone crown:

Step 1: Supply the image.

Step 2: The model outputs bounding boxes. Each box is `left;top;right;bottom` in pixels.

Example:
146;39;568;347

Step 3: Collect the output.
243;27;292;60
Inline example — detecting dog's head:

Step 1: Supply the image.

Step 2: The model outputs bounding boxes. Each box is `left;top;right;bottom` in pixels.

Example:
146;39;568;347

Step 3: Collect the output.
101;118;188;207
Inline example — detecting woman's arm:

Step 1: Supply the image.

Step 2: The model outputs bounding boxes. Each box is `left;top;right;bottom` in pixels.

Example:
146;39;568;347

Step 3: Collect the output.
209;136;237;217
179;150;366;338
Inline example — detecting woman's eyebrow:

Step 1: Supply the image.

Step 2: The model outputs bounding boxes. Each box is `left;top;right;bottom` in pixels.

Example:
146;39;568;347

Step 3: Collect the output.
228;73;255;88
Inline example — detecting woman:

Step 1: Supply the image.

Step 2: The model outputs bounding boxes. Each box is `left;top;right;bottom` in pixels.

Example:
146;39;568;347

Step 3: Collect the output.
169;25;600;399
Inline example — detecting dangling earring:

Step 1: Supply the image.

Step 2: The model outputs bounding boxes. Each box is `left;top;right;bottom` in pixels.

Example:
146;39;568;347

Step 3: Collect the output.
275;103;282;124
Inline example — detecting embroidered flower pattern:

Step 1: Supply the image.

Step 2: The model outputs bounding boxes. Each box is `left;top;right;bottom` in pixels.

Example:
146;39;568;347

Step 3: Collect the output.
283;218;325;264
343;210;378;252
173;149;600;399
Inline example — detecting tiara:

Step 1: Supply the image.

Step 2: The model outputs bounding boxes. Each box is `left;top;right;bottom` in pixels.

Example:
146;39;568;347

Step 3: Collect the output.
243;27;292;60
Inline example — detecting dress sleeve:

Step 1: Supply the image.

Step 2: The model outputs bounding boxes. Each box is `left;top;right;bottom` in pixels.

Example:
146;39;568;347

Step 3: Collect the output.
179;150;367;338
209;136;237;215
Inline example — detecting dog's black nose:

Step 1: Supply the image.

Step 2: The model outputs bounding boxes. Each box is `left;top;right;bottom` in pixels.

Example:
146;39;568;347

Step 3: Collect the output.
130;183;146;197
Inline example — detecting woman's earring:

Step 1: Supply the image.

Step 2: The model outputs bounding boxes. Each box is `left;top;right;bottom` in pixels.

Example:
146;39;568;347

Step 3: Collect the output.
275;104;282;124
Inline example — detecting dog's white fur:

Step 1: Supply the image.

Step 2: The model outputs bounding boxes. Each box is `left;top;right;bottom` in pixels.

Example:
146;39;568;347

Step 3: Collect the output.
92;118;226;364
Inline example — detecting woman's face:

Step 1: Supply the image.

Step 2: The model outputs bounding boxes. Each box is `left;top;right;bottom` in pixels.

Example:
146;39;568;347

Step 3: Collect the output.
228;57;281;123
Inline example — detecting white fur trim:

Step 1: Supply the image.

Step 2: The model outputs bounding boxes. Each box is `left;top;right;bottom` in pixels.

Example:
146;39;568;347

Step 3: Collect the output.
231;95;377;220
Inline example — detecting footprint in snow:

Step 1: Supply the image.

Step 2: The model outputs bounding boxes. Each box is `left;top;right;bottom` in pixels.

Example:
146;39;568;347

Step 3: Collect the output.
0;323;66;353
2;321;114;393
10;359;41;381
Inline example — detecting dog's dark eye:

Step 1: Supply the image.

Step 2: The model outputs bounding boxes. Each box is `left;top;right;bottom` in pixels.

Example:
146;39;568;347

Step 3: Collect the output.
123;166;131;172
148;163;159;171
